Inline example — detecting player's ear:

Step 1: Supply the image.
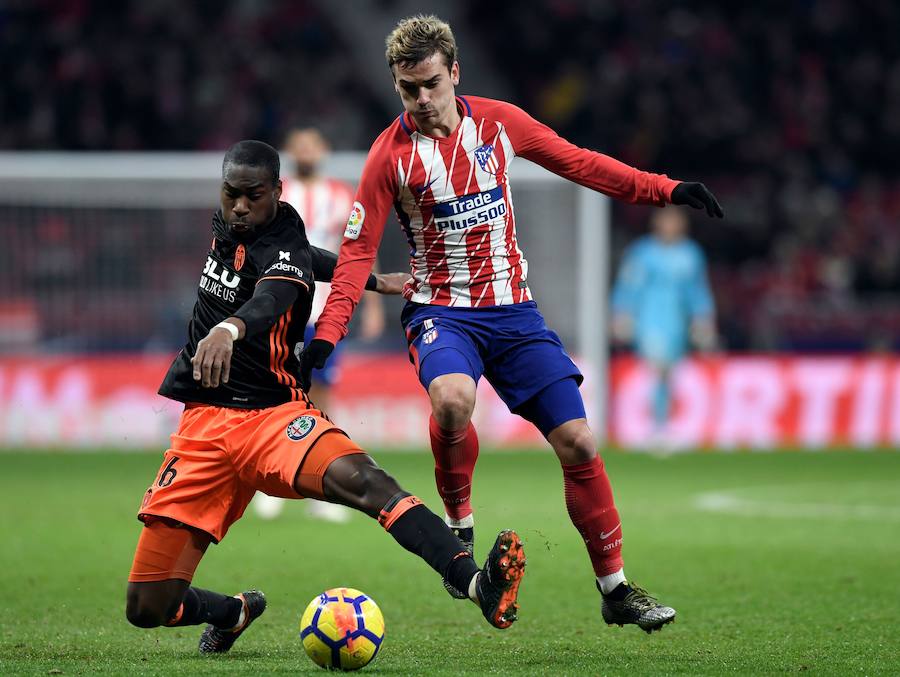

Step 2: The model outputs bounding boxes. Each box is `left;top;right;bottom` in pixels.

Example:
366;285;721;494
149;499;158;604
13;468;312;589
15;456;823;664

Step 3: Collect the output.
274;179;283;201
450;60;460;86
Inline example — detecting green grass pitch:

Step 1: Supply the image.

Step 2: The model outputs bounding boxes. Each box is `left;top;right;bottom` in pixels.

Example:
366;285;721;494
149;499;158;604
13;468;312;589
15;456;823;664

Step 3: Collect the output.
1;449;898;675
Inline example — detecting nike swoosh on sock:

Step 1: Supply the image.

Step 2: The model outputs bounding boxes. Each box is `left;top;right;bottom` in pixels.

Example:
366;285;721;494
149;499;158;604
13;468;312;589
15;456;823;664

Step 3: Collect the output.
599;523;621;540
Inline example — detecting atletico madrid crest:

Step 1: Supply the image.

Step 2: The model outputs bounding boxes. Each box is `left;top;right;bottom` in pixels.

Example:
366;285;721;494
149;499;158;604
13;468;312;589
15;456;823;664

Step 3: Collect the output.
421;318;438;344
422;328;438;344
474;144;499;174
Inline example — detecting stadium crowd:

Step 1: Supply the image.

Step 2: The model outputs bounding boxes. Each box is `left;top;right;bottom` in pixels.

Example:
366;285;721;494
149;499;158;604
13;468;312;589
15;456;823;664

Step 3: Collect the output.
467;0;900;351
2;0;897;351
0;0;385;151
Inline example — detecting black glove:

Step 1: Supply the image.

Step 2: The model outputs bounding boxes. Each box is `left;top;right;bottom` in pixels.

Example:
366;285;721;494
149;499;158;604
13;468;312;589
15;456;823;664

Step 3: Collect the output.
671;182;724;218
299;338;335;392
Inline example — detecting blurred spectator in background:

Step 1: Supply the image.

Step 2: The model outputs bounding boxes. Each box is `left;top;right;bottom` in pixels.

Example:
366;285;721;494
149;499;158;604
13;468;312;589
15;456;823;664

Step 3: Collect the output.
612;208;715;450
253;127;387;523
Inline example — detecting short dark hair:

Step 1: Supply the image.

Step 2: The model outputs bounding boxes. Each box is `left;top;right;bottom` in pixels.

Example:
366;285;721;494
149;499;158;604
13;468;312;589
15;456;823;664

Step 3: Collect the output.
222;140;280;185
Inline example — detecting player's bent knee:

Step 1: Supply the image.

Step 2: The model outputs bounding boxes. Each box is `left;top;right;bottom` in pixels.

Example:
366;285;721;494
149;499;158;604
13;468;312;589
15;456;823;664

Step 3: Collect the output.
429;378;476;429
550;421;598;464
125;582;183;628
126;604;166;628
125;595;165;628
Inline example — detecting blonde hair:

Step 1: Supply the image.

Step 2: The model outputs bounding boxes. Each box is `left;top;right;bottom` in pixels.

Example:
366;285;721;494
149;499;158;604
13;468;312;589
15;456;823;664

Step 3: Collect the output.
385;14;457;70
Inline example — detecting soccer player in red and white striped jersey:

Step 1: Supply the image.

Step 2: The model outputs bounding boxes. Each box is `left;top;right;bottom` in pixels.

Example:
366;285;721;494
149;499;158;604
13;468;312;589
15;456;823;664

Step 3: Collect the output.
301;15;724;633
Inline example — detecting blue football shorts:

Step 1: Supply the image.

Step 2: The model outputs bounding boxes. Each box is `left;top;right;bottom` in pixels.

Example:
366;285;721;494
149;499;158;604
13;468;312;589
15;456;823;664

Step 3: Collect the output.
401;301;585;436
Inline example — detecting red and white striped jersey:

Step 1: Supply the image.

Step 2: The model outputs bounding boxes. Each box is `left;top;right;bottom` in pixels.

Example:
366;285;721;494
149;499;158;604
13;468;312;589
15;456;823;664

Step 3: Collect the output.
281;176;354;322
316;95;679;345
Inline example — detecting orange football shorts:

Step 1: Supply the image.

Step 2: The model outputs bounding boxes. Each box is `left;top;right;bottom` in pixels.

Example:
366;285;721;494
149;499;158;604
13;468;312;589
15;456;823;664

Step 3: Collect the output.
128;516;210;584
136;401;363;544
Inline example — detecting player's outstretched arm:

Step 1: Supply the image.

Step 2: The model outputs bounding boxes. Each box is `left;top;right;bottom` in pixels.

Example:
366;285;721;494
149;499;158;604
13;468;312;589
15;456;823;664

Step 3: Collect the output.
297;271;409;390
372;271;412;295
496;100;725;215
309;245;340;281
309;245;407;295
670;182;725;218
191;279;303;388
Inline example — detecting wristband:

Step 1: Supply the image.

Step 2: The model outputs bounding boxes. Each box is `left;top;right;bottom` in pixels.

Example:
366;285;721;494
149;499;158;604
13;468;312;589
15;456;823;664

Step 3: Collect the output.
214;321;240;341
365;274;377;291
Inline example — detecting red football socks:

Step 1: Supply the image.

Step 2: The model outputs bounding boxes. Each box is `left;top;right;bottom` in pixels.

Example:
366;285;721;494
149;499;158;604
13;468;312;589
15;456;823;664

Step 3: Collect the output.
562;456;624;576
429;415;479;521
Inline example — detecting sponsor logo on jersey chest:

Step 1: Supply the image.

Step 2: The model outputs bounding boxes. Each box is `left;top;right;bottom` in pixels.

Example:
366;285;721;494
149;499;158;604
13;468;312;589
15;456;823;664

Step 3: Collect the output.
432;186;507;232
286;415;317;441
203;256;241;288
200;256;241;302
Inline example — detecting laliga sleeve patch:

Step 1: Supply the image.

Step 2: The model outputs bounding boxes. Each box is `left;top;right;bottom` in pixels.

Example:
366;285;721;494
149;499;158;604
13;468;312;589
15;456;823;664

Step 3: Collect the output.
286;415;317;441
344;201;365;240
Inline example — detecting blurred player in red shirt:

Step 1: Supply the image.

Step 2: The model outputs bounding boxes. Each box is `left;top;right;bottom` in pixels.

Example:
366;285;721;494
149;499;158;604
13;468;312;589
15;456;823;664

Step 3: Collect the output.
301;15;723;633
